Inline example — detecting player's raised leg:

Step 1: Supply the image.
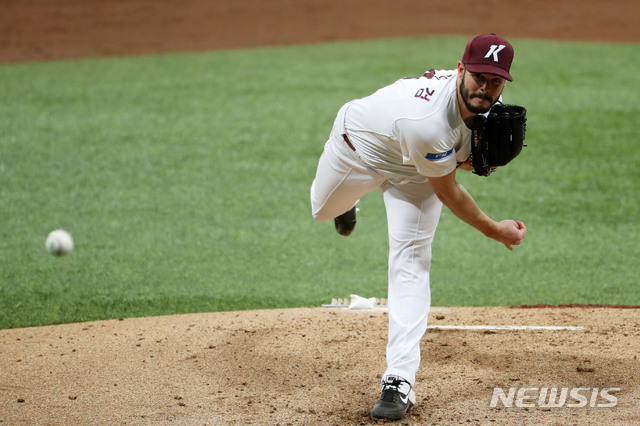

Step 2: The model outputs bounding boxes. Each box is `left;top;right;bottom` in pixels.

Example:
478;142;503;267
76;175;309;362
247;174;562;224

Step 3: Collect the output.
310;138;383;229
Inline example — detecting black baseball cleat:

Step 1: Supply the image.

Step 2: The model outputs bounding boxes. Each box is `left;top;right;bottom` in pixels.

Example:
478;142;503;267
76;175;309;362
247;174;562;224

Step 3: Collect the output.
334;206;358;236
371;375;416;420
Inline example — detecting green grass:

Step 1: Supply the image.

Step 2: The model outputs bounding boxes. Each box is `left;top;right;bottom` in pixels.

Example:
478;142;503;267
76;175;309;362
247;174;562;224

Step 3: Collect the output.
1;36;638;329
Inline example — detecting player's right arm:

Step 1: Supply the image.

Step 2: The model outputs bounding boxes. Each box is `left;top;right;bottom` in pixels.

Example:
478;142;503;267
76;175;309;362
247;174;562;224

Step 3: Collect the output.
429;170;526;250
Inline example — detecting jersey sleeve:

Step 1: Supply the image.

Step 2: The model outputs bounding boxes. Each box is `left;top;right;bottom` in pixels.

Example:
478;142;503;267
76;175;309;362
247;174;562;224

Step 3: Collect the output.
406;139;459;177
396;117;462;178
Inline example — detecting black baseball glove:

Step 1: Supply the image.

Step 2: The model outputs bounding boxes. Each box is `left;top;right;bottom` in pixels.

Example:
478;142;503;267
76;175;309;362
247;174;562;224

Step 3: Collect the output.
470;103;527;176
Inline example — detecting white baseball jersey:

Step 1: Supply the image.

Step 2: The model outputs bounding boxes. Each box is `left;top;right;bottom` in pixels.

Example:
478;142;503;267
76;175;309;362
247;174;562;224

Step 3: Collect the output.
342;69;471;183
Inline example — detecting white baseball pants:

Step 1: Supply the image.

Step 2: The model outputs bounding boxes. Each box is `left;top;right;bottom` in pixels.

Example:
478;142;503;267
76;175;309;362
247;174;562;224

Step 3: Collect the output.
310;111;443;387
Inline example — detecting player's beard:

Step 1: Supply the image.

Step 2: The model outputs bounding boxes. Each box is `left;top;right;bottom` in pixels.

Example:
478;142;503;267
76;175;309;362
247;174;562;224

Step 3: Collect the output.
459;71;500;114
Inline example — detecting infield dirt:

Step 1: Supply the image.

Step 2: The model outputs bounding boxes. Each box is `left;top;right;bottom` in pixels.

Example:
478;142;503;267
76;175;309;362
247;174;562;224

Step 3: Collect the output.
1;307;639;424
1;1;639;424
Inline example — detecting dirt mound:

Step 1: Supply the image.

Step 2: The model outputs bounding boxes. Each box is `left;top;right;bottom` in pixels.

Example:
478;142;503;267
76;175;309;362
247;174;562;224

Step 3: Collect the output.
1;307;638;424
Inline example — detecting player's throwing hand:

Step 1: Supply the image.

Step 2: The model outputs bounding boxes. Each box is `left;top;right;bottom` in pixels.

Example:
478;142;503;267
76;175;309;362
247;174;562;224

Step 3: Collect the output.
493;220;527;250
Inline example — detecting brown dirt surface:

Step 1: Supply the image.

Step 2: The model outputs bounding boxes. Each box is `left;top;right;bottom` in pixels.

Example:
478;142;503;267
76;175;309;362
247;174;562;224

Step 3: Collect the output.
1;1;639;424
1;307;639;424
1;0;639;64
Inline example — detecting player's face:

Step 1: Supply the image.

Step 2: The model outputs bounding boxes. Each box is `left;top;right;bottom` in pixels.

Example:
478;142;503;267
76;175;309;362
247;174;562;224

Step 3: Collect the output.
459;70;506;114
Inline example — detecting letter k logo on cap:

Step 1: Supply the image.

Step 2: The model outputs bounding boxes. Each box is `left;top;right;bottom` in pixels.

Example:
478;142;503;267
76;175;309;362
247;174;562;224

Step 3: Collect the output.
485;45;506;62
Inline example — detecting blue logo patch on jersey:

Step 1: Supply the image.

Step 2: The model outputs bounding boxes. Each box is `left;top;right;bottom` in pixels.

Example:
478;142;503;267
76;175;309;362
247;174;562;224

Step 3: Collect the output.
425;148;454;161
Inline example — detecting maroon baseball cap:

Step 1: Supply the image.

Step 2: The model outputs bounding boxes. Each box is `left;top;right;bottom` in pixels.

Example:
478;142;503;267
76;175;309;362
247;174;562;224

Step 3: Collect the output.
462;33;514;81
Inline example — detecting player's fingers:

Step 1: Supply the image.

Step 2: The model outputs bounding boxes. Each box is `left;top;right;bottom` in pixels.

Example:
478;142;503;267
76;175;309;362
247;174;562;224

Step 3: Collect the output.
516;222;527;240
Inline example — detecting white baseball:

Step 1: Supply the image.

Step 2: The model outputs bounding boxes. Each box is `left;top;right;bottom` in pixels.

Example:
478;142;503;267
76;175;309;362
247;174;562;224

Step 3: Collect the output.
45;229;74;256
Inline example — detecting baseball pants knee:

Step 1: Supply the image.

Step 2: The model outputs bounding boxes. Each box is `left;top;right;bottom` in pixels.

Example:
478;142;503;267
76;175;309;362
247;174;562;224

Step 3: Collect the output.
310;132;385;223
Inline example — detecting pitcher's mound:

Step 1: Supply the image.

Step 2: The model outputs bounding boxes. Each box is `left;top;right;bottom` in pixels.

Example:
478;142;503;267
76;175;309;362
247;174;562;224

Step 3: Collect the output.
1;306;638;424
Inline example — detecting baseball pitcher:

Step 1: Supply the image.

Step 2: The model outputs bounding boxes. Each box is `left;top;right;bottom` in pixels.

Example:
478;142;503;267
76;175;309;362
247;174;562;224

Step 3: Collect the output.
310;34;527;420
